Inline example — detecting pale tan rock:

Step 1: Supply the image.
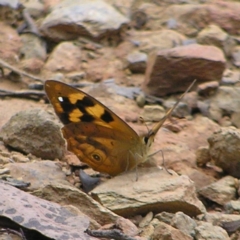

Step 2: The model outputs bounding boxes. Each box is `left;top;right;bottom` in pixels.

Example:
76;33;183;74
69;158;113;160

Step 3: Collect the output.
139;212;153;228
130;29;186;54
218;116;232;127
11;151;30;163
0;22;22;63
44;41;81;73
33;182;119;225
232;46;240;67
6;161;67;191
141;105;165;122
126;51;147;74
155;212;174;224
139;224;155;239
198;176;237;205
231;112;240;128
20;33;47;61
224;200;240;214
203;212;240;226
197;24;235;56
91;167;206;217
221;69;240;85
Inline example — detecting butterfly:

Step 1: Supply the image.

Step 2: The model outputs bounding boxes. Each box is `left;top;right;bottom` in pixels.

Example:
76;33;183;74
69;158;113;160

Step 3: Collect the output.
45;80;195;176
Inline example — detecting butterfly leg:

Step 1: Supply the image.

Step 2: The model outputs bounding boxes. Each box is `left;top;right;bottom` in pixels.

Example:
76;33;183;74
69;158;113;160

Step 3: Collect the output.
129;151;145;181
148;150;172;175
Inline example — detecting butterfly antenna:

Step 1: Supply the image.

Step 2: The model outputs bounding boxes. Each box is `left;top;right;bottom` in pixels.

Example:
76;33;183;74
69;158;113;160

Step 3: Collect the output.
149;79;196;137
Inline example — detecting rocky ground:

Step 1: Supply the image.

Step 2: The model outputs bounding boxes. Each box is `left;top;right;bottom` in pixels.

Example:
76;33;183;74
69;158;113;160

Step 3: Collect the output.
0;0;240;239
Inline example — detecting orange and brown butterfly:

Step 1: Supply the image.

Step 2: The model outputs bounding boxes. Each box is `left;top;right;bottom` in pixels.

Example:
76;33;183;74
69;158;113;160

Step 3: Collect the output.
45;80;195;176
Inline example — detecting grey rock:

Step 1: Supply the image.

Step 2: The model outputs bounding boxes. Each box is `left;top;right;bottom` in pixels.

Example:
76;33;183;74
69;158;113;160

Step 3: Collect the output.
40;0;129;41
208;127;240;178
198;176;237;205
171;212;197;237
195;222;230;240
0;109;65;160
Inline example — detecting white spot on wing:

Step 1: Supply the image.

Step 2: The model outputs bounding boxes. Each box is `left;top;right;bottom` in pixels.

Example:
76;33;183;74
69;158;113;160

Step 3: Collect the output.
58;96;63;102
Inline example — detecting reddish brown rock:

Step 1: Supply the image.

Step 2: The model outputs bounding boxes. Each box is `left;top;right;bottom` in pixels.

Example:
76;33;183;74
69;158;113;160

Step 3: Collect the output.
143;44;226;97
152;221;192;240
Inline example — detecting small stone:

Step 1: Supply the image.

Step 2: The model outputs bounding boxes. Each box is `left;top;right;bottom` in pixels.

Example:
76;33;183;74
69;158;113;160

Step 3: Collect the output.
139;212;153;228
136;93;146;108
139;224;154;239
195;222;229;240
232;46;240;67
11;153;30;163
163;100;190;118
198;176;237;205
197;81;219;96
0;168;9;175
152;221;192;240
126;51;147;74
224;200;240;214
221;69;240;85
155;212;174;225
116;217;139;237
208;127;240;178
171;212;197;237
196;146;211;167
141;105;165;122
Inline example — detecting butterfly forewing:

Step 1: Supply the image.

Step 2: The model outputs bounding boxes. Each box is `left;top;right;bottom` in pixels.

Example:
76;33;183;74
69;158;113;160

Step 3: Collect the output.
45;80;139;137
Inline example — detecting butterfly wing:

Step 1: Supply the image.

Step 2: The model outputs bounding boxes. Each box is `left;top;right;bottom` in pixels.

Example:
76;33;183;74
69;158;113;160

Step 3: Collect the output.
62;122;141;175
45;80;142;175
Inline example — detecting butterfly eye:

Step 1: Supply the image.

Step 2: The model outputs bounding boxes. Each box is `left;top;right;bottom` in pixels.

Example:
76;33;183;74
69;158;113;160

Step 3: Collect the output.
143;136;149;144
92;154;101;161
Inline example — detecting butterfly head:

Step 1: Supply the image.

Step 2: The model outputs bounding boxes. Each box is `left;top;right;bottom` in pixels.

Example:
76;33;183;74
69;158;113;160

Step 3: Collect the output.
140;129;156;152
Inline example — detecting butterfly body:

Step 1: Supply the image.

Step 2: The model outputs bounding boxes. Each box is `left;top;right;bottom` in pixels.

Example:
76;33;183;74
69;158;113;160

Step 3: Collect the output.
45;80;194;176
